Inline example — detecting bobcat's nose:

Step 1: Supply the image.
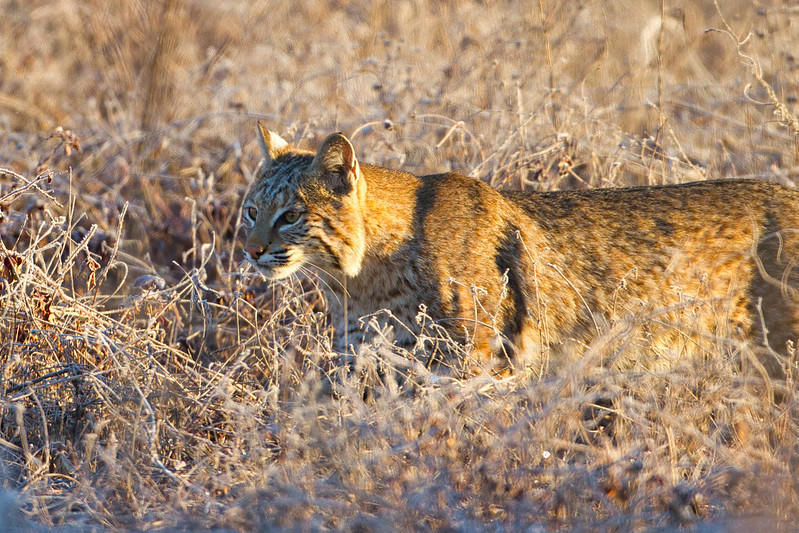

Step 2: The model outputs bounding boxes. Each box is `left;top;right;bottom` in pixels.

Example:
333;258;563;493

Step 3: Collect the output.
245;245;265;259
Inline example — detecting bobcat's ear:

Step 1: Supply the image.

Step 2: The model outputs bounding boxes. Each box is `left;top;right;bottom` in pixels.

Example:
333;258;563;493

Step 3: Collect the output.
310;132;361;195
256;122;289;163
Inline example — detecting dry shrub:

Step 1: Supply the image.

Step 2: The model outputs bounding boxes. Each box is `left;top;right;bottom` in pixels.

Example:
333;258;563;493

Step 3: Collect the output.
1;0;799;530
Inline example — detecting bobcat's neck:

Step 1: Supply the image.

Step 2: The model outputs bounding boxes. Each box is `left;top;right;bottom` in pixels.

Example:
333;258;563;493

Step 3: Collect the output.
359;164;420;257
314;164;419;300
319;164;423;347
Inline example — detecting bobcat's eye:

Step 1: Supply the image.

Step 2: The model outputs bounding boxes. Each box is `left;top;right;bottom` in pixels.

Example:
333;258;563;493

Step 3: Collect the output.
282;210;301;224
246;207;258;221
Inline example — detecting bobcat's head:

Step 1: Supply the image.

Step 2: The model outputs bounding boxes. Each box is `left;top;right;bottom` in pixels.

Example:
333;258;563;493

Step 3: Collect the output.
242;124;367;280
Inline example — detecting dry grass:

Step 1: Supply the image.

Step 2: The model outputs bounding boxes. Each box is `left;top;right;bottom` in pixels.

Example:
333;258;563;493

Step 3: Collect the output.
1;0;799;530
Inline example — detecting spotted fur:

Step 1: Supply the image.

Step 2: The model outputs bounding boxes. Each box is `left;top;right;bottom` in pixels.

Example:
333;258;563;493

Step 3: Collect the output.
242;124;799;377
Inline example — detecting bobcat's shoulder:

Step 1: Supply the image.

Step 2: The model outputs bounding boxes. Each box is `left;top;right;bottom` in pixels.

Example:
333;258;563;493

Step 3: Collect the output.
242;125;799;377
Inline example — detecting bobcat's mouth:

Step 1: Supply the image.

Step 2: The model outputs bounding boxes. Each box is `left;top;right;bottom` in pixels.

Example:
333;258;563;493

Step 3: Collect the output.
245;249;304;280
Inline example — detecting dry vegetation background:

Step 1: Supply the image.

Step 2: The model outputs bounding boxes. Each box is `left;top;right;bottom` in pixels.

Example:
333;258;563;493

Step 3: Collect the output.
1;0;799;530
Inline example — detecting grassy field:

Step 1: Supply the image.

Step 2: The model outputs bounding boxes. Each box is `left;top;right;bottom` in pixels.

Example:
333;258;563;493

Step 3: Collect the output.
1;0;798;530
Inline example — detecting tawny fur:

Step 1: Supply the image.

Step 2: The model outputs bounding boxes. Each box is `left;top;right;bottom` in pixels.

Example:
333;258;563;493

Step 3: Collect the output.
242;124;799;377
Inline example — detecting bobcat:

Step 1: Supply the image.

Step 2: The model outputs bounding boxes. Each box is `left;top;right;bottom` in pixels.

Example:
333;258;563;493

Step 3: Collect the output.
242;123;799;378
